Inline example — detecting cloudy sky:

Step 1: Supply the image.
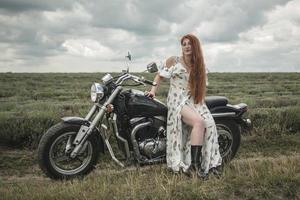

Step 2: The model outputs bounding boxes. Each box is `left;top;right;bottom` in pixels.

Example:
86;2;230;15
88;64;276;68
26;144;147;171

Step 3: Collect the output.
0;0;299;72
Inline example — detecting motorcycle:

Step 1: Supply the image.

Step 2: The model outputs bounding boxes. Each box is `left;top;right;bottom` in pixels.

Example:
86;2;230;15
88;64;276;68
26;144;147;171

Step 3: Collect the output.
38;53;251;179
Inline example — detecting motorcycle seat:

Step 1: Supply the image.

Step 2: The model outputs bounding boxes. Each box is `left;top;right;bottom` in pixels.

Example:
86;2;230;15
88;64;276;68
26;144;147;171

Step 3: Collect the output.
205;96;228;109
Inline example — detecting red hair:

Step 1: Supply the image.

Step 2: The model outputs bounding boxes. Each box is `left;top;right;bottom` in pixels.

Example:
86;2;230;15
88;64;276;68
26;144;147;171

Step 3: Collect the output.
181;34;206;104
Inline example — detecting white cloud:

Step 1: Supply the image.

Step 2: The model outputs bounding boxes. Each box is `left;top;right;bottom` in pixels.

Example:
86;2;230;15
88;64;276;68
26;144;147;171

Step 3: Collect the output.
62;39;115;59
0;0;299;72
43;3;91;24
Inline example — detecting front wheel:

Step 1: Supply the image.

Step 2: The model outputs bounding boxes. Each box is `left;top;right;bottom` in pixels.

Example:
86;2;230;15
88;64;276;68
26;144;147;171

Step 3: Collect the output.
38;122;100;179
215;119;241;162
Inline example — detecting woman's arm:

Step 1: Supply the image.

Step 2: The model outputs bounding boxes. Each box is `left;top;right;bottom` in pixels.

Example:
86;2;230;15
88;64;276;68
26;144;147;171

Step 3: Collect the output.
148;73;162;97
146;56;176;97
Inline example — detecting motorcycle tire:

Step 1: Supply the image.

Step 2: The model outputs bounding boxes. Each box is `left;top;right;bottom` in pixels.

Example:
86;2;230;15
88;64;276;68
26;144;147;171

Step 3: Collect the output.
38;122;100;179
215;119;241;162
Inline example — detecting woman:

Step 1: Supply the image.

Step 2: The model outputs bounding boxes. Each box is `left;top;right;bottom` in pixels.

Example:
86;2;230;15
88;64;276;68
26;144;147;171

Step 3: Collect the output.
147;34;222;178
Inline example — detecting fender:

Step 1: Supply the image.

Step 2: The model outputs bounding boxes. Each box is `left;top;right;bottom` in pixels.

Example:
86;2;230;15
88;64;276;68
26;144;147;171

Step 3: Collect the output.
211;111;237;119
62;116;105;153
210;106;240;116
211;103;247;116
62;116;90;126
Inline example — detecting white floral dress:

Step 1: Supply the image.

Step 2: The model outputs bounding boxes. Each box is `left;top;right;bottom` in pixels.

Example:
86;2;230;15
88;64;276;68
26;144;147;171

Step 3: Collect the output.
160;56;222;173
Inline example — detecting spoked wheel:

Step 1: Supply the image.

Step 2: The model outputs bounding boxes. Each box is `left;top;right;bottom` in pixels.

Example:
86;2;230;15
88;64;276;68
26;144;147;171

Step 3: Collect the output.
38;123;100;179
49;132;93;175
216;119;241;162
217;124;233;159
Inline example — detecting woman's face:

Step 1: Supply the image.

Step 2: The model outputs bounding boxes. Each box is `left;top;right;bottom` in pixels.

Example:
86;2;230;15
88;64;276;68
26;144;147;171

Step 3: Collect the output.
181;38;192;56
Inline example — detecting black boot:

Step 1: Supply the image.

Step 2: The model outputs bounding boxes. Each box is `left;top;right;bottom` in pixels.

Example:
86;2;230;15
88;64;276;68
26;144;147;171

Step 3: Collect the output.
190;145;202;171
182;145;202;177
190;145;209;180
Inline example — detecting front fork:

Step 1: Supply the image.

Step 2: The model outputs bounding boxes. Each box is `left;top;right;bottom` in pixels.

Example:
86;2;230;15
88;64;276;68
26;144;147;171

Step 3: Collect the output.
70;86;123;158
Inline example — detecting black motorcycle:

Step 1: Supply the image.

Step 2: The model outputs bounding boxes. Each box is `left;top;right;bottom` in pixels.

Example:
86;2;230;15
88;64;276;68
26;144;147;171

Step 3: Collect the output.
38;57;251;179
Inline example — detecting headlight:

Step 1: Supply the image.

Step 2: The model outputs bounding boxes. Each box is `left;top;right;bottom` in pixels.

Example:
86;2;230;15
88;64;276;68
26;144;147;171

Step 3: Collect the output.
90;83;104;102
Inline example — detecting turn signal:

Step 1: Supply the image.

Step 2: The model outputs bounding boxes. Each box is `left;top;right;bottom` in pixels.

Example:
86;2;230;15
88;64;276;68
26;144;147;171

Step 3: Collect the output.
106;104;114;113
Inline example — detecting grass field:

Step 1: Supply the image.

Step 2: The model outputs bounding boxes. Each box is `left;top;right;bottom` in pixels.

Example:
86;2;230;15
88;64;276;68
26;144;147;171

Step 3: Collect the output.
0;72;299;199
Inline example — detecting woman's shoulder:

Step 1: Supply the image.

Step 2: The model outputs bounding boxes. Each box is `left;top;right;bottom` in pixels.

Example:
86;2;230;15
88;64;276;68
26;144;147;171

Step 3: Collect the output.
165;56;180;68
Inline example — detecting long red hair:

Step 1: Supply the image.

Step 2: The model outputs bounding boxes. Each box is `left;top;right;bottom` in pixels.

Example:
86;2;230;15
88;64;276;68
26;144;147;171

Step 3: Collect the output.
181;34;206;104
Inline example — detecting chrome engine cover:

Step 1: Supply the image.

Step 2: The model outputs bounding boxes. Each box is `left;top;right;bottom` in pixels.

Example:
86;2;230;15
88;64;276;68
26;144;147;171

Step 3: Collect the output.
138;138;166;158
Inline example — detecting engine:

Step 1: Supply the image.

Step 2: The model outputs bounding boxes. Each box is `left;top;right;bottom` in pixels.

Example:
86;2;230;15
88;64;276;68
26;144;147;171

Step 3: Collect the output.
139;137;166;159
130;117;167;159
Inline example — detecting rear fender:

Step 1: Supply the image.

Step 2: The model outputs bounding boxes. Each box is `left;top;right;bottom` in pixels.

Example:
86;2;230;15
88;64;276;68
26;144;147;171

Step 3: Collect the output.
211;104;251;133
210;103;248;118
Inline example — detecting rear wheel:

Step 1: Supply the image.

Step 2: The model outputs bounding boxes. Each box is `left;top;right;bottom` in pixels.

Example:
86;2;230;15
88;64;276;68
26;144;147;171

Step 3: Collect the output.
215;119;241;162
38;122;100;179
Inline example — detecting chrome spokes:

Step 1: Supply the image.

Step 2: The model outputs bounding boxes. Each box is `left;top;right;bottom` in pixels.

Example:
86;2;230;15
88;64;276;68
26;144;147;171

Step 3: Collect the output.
217;124;233;158
49;132;93;175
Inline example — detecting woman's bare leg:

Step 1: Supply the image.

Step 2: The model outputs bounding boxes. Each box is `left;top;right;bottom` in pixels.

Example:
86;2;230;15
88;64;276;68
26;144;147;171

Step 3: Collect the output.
180;105;205;145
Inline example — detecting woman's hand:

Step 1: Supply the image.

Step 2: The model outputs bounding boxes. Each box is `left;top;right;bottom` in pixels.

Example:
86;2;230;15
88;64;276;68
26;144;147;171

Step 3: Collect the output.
145;90;155;98
145;71;162;98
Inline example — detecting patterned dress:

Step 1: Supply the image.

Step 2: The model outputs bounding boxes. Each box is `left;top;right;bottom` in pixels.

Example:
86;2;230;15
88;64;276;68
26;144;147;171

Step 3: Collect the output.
160;56;222;173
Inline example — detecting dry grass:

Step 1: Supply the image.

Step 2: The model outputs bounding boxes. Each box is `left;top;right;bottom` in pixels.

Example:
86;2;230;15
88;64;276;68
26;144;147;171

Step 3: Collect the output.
1;154;299;199
0;133;299;199
0;72;299;199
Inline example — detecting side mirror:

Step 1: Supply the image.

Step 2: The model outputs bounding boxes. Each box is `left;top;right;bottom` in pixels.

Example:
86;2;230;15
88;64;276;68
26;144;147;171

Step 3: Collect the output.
125;51;131;61
124;51;131;73
147;62;158;73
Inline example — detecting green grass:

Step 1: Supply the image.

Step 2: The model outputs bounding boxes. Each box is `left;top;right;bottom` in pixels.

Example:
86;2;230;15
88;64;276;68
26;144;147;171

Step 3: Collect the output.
0;72;299;147
0;147;299;199
0;72;299;199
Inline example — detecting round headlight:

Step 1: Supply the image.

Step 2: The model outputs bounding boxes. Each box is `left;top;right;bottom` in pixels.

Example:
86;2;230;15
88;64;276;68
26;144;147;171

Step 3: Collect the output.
90;83;104;102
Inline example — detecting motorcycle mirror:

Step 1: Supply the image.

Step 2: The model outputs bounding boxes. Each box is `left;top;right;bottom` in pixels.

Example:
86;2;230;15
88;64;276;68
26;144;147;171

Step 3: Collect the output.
123;51;131;73
125;51;131;61
147;62;158;73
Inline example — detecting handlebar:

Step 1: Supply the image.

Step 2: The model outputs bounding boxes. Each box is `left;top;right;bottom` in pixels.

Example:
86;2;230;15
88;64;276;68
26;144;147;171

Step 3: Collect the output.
115;73;156;86
141;78;157;86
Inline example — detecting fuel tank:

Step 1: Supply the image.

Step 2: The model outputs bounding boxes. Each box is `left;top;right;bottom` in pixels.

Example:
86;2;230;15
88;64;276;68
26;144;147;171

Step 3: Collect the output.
125;89;167;118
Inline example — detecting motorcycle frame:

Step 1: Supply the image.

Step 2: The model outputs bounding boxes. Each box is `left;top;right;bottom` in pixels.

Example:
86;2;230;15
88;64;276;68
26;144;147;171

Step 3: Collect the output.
70;86;123;159
69;72;146;166
70;102;248;167
67;72;251;167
